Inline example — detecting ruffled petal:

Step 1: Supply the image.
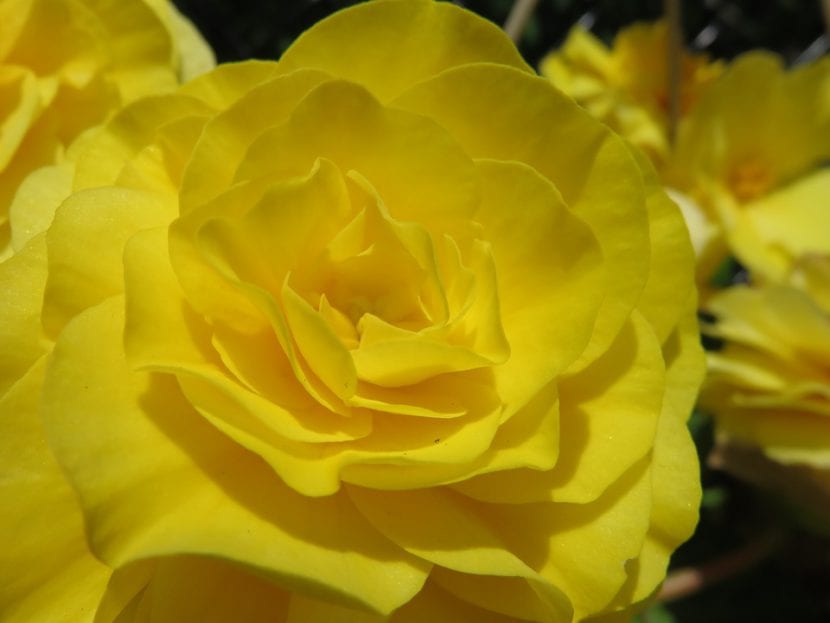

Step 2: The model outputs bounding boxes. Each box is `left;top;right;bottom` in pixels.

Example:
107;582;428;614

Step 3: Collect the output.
42;298;431;615
278;0;531;102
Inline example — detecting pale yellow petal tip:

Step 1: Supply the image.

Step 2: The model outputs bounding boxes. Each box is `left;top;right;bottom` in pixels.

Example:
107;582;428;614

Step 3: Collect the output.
167;3;217;81
2;2;700;620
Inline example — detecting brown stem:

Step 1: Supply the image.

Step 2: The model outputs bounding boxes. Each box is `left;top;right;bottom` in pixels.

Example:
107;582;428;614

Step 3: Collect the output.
504;0;541;43
658;530;782;602
664;0;682;145
823;0;830;38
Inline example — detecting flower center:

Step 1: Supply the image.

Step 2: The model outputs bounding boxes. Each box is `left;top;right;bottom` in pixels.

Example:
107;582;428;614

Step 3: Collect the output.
727;159;773;203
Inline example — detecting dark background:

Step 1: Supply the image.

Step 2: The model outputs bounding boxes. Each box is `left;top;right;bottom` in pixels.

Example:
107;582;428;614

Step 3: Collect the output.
171;0;825;66
168;2;830;621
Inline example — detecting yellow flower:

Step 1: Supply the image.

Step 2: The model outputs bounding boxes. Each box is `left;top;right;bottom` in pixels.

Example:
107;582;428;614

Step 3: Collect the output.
540;20;723;164
701;255;830;521
0;0;214;258
664;53;830;283
0;2;702;621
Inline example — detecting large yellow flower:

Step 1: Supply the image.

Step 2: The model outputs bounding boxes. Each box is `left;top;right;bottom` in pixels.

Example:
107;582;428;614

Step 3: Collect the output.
540;20;722;165
0;2;702;621
664;53;830;284
0;0;214;258
701;255;830;519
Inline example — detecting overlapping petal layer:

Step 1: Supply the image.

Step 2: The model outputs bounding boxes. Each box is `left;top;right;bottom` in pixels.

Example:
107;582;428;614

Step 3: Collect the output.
540;20;722;164
0;1;702;621
664;53;830;283
0;0;214;257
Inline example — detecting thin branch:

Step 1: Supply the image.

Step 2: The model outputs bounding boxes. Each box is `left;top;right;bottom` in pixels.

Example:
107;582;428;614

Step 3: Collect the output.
823;0;830;38
658;530;782;602
664;0;682;145
504;0;540;44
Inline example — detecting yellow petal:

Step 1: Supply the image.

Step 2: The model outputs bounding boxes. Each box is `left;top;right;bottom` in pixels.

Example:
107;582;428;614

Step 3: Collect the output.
236;79;481;227
473;158;603;412
736;168;830;280
0;356;111;622
8;162;73;252
163;1;216;81
430;567;570;622
0;66;40;171
84;0;179;101
278;0;531;102
391;578;535;623
348;485;539;578
626;145;695;344
179;66;327;212
394;63;650;370
93;560;156;623
0;234;49;395
43;186;175;336
124;228;370;447
287;594;385;623
71;93;214;191
619;304;703;607
454;311;665;504
42;297;431;615
118;556;290;623
487;459;653;619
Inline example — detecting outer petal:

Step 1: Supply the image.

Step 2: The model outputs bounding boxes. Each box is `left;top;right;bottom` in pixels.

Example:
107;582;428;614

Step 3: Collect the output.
0;356;111;622
487;459;653;620
473;158;603;411
390;579;525;623
114;556;290;623
42;297;430;616
635;306;703;597
600;303;703;617
160;1;216;81
235;80;481;227
453;312;665;505
71;93;215;190
43;186;176;336
394;63;651;370
626;145;695;343
348;486;573;621
277;0;532;102
179;66;327;212
0;234;49;395
7;162;73;252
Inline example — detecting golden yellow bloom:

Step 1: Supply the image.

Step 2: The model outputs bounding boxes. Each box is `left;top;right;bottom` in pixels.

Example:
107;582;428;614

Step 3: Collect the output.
0;2;702;621
665;53;830;284
540;20;723;164
0;0;214;258
701;255;830;520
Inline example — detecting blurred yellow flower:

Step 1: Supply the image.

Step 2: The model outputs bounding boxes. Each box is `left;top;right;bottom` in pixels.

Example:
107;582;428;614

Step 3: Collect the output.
0;1;702;621
540;20;723;164
664;53;830;284
701;255;830;520
0;0;214;258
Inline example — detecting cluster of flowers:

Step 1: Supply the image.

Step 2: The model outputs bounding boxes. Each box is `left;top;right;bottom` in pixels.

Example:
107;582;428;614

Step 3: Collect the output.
543;21;830;521
0;2;707;622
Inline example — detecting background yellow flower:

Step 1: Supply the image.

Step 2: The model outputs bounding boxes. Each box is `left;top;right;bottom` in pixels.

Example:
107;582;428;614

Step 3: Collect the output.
701;254;830;527
0;0;214;259
665;53;830;284
540;20;723;165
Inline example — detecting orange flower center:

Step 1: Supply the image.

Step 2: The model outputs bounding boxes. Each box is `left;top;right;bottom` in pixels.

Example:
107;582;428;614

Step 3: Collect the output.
727;159;773;203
